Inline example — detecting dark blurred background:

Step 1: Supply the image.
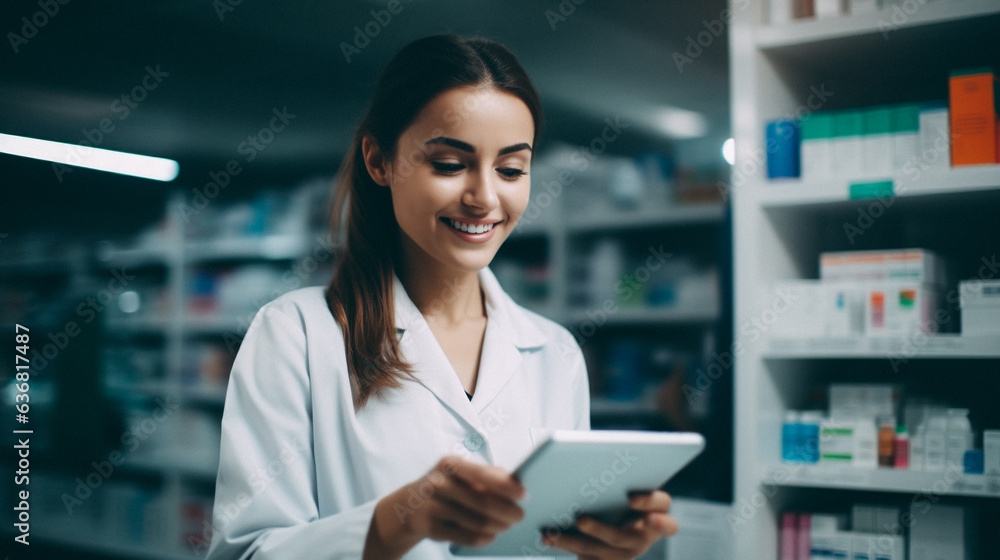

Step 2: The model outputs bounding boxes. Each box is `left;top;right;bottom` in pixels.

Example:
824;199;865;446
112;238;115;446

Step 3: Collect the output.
0;2;733;558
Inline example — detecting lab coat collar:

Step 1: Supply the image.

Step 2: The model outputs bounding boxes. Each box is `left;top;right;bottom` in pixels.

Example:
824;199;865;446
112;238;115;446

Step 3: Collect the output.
392;267;548;433
391;266;548;349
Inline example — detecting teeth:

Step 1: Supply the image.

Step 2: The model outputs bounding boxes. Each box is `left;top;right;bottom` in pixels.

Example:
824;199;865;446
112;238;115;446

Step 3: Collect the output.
449;219;495;234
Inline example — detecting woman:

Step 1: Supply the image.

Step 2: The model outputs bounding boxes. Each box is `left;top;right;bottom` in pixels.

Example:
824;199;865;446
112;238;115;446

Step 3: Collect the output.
206;34;678;560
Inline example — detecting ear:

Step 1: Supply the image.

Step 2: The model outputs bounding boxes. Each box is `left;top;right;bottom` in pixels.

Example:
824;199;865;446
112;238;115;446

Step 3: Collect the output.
361;134;391;186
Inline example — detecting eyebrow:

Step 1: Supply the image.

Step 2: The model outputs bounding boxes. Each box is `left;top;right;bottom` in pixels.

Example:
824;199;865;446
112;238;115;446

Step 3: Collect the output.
424;136;532;156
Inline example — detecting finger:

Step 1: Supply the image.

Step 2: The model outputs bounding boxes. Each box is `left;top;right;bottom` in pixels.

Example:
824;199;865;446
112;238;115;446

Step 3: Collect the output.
542;529;631;560
426;517;494;547
574;516;647;551
434;475;525;526
644;512;680;537
628;490;672;512
425;496;510;535
438;456;526;501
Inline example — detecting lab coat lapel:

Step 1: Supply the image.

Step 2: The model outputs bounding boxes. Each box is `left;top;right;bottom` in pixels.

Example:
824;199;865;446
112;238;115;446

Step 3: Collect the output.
469;268;548;413
393;273;484;432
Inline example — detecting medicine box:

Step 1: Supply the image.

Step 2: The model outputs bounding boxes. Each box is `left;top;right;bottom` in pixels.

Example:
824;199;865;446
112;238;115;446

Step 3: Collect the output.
909;504;977;560
949;68;998;166
820;249;946;287
830;384;899;419
958;279;1000;335
863;282;942;336
770;280;865;338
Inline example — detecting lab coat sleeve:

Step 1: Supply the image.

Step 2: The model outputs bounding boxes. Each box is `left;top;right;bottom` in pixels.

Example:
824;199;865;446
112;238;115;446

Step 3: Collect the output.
207;305;378;560
568;337;591;431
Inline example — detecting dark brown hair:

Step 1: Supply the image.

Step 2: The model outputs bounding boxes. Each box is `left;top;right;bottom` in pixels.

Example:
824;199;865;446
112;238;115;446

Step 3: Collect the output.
326;34;542;411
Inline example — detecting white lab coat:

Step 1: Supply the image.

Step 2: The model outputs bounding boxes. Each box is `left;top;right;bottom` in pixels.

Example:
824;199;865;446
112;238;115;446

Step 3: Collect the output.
206;266;590;560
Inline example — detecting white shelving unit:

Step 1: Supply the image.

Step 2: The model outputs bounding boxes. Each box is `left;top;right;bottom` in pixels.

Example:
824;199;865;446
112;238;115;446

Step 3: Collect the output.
506;198;727;424
730;2;1000;558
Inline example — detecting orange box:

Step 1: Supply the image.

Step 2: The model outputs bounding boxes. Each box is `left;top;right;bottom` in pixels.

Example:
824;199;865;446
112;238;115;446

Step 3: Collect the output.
949;68;998;166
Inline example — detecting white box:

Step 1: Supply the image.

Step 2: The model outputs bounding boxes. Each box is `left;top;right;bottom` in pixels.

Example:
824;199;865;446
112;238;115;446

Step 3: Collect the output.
958;280;1000;335
863;282;942;335
853;532;904;560
770;0;793;23
815;0;847;17
820;419;855;464
909;504;977;560
984;430;1000;477
830;384;900;419
848;0;878;14
820;249;947;286
771;280;866;338
852;504;877;533
918;106;950;170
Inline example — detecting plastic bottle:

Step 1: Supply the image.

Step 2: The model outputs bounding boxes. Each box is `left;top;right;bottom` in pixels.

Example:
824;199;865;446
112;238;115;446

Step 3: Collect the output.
878;415;896;467
783;411;802;462
924;409;948;472
946;408;973;470
893;425;909;469
800;411;823;463
910;422;925;471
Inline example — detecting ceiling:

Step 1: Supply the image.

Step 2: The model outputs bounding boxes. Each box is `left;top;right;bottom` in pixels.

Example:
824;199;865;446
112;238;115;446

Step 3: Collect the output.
0;0;730;211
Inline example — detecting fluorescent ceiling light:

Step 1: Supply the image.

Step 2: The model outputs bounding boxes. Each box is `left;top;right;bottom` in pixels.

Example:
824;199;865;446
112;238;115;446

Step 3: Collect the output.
0;132;178;182
722;138;735;165
651;106;709;139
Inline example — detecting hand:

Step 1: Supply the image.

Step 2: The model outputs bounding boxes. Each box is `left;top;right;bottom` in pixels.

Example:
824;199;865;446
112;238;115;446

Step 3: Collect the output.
541;490;679;560
364;455;526;559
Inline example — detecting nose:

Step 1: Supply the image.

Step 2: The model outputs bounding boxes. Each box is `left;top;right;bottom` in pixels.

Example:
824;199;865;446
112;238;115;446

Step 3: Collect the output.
461;166;500;213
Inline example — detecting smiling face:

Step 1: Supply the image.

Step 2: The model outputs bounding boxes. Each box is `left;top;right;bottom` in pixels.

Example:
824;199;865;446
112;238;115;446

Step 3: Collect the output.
366;86;535;277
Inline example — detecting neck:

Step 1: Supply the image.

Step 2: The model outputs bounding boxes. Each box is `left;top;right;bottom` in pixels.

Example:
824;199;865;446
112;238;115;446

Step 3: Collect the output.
397;241;485;325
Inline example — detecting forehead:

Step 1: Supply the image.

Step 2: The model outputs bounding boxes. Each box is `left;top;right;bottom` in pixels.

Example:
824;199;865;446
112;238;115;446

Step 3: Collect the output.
405;86;535;147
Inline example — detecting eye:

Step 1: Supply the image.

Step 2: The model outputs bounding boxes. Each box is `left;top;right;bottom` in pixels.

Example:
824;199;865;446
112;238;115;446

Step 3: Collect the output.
497;168;526;180
431;161;464;174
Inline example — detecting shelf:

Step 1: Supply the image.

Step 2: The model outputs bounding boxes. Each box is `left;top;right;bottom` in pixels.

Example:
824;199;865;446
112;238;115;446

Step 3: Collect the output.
590;396;661;416
0;258;74;276
765;464;1000;498
757;166;1000;209
764;334;1000;359
107;315;171;333
181;385;228;405
565;203;725;233
97;244;173;268
185;232;317;263
756;0;1000;50
183;314;246;334
127;453;219;480
565;304;719;326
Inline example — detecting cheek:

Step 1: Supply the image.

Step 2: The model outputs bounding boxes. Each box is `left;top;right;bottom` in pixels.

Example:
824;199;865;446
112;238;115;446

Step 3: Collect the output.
507;182;532;219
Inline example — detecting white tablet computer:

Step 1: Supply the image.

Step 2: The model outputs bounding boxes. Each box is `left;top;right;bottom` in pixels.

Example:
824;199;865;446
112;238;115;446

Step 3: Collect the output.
450;430;705;557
